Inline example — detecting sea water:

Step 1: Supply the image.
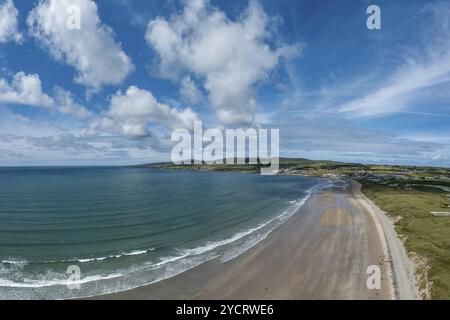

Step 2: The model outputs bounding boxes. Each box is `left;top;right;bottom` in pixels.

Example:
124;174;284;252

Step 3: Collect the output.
0;167;321;299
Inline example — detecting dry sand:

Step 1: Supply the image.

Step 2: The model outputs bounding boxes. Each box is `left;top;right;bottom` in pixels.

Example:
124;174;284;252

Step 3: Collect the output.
351;181;420;300
94;180;418;300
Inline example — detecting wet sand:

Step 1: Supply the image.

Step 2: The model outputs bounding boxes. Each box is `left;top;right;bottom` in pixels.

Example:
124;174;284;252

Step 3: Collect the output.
94;180;396;300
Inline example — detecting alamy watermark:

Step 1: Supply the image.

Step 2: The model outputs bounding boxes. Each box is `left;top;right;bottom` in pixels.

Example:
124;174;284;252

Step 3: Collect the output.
171;121;280;175
66;265;81;290
66;5;81;30
366;265;381;290
366;5;381;30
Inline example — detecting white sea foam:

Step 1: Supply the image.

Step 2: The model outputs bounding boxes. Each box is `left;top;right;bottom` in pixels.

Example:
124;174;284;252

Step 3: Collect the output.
0;273;123;288
38;248;156;264
123;249;153;256
76;248;155;263
1;259;28;267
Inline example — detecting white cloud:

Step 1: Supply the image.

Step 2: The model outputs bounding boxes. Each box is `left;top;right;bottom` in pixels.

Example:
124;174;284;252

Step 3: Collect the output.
337;57;450;118
53;87;91;118
98;86;200;138
273;114;450;166
146;0;300;126
27;0;134;91
0;72;53;107
180;75;202;104
0;0;22;43
336;3;450;118
0;73;93;119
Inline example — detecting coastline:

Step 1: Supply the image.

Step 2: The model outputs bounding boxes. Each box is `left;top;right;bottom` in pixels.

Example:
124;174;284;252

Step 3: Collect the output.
92;179;417;300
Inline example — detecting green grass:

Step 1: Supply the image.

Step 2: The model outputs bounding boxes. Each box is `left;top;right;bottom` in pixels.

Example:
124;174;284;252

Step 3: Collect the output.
360;181;450;299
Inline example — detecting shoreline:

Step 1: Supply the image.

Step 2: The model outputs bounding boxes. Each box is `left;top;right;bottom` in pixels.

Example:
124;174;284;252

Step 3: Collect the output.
92;179;417;300
350;181;420;300
354;181;421;300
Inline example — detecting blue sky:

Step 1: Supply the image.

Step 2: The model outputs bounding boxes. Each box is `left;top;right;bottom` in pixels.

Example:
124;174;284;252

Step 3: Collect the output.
0;0;449;166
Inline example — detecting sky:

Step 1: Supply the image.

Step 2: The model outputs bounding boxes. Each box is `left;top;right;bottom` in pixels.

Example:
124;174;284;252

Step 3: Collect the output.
0;0;449;167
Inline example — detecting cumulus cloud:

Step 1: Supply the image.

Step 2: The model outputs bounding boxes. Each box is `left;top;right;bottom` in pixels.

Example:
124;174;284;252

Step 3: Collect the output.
146;0;300;125
0;72;53;107
0;72;93;119
53;87;92;118
0;0;22;43
27;0;134;91
97;86;200;138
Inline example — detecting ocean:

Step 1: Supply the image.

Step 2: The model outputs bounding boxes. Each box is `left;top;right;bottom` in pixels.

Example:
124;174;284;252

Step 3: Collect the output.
0;167;321;299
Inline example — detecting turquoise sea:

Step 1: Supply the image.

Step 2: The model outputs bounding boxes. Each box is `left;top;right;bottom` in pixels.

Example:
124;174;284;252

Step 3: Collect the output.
0;167;322;299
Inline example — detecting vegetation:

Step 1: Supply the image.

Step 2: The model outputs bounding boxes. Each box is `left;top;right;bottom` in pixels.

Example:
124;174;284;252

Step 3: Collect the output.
137;158;366;174
138;158;450;181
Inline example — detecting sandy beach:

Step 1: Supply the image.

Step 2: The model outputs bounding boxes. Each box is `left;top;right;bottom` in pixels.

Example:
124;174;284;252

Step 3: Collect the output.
93;180;418;300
